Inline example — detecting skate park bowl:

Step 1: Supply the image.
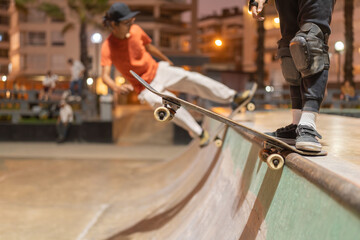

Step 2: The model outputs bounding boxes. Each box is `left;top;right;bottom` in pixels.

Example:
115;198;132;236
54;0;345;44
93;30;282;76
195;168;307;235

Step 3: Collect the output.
0;111;360;239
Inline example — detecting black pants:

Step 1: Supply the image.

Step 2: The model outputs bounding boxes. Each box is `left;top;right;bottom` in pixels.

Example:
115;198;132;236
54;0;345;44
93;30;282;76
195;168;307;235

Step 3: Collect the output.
56;122;70;140
276;0;335;112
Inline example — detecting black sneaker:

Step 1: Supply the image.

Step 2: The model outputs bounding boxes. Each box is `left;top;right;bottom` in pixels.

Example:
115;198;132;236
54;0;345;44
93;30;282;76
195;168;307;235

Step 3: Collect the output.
199;129;210;148
295;125;322;152
266;123;297;145
231;90;251;110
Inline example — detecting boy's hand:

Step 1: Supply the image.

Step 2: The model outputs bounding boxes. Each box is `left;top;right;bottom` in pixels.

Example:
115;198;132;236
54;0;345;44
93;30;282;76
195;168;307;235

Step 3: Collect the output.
167;60;174;66
115;84;134;95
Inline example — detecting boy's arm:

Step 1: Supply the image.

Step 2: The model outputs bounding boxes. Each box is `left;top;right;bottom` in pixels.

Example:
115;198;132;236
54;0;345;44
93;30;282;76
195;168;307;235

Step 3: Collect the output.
145;44;174;66
101;65;134;95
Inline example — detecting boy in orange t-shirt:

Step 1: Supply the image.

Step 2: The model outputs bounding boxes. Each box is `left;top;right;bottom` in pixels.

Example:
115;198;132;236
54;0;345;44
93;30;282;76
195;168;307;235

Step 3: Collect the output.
101;3;252;147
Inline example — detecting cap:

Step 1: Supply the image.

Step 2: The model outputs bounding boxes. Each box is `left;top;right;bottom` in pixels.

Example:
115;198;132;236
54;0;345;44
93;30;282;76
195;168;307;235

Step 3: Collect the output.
105;2;139;22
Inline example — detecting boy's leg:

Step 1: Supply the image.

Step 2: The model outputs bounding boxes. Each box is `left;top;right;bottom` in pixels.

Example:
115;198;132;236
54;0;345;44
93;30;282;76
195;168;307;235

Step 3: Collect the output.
152;63;236;104
138;89;203;137
77;79;82;96
165;69;236;104
70;81;75;95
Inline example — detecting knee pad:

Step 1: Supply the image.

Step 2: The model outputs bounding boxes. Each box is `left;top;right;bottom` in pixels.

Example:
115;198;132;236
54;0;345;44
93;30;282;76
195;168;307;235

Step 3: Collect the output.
278;47;301;86
289;23;330;77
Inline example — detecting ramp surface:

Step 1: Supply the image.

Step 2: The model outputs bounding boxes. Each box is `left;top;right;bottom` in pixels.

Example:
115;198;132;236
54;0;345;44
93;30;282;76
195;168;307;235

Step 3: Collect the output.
0;111;360;240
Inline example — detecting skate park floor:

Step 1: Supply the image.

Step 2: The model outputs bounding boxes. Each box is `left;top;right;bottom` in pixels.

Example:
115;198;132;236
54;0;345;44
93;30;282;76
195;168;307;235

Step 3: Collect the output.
0;110;359;239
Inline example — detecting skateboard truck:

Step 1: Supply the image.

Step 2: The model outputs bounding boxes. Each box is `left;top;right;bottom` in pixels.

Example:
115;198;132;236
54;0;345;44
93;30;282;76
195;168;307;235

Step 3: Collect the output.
154;98;181;122
259;141;285;170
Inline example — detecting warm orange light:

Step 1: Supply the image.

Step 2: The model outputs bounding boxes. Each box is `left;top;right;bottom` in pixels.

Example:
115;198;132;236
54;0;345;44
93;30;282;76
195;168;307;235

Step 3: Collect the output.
274;17;280;24
215;39;223;47
115;76;126;85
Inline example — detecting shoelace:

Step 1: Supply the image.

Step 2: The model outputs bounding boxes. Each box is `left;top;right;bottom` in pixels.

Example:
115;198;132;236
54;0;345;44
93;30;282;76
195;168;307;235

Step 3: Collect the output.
276;124;297;134
296;125;322;139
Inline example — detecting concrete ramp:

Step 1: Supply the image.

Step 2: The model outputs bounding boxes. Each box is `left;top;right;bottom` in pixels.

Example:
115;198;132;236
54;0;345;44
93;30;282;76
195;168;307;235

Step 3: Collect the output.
106;116;360;240
1;111;360;240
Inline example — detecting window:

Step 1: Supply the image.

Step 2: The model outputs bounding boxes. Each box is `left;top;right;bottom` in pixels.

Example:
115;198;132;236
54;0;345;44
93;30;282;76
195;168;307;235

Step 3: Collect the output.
28;32;46;46
0;48;8;58
51;31;64;46
19;9;46;23
0;64;8;74
51;55;66;70
0;31;9;42
0;0;10;10
160;33;171;48
23;54;47;70
0;16;9;25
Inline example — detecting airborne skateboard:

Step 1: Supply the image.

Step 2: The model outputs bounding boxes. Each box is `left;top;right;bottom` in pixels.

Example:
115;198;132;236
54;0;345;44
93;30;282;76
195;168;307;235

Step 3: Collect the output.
130;70;327;170
212;82;258;147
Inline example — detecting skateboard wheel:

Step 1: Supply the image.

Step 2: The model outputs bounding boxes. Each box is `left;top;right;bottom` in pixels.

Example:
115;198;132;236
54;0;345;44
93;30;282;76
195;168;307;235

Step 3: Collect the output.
266;154;284;170
214;137;223;148
154;107;173;122
247;102;256;112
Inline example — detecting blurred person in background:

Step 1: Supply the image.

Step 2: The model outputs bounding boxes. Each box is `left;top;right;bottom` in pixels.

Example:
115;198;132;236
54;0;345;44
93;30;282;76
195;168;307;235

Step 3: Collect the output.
340;81;357;101
56;99;73;143
67;58;85;99
39;71;57;101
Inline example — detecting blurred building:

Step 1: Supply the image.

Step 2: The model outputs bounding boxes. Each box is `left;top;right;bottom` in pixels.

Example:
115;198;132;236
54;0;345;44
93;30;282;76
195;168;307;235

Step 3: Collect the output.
198;7;243;71
0;0;10;77
6;0;200;89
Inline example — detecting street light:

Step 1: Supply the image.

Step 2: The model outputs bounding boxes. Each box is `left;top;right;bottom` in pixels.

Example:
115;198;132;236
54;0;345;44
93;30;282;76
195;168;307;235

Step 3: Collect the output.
91;32;103;77
86;77;94;86
215;39;222;47
334;41;344;85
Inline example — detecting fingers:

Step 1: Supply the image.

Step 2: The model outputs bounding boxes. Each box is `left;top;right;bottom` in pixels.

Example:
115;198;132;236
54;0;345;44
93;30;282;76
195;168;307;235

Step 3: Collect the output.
116;84;134;95
250;1;265;21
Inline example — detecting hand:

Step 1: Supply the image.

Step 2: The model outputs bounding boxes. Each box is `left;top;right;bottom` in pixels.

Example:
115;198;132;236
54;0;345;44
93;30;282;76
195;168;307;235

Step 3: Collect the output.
167;60;174;66
115;84;134;95
250;0;267;21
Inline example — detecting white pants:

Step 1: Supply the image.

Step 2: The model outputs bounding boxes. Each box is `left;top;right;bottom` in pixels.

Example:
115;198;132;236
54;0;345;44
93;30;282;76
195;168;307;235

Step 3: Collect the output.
138;61;236;136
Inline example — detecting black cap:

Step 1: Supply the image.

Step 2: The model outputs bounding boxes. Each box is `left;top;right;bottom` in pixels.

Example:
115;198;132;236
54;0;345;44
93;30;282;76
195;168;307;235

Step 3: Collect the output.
105;2;139;22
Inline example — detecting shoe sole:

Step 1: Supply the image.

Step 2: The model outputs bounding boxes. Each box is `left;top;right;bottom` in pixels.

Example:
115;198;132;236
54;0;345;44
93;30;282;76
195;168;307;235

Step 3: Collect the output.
295;142;322;152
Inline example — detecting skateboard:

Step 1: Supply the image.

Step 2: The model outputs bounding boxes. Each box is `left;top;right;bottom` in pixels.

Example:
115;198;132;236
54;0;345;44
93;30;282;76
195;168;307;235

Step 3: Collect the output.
130;70;327;170
212;82;258;148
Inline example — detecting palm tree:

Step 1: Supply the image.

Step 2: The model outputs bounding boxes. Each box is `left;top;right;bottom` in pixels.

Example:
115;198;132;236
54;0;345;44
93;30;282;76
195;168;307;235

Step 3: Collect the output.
15;0;109;80
344;0;354;85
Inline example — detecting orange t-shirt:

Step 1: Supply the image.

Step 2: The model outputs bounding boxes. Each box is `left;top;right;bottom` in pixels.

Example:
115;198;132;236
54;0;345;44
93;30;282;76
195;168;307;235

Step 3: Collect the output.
101;24;159;93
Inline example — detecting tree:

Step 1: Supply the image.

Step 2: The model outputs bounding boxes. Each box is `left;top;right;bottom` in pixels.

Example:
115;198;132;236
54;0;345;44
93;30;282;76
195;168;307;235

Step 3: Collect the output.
344;0;354;85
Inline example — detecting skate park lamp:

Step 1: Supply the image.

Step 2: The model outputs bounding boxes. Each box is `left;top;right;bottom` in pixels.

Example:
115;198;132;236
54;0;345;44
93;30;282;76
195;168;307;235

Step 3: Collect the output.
86;77;94;86
334;41;344;84
91;32;103;77
215;39;223;47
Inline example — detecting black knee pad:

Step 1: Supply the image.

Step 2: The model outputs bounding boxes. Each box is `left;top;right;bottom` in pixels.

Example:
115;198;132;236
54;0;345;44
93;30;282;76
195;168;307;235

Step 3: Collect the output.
289;23;330;77
278;47;301;86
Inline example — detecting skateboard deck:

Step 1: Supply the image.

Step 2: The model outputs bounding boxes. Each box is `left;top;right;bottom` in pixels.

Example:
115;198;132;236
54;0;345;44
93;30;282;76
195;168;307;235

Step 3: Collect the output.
212;82;258;147
130;70;327;170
